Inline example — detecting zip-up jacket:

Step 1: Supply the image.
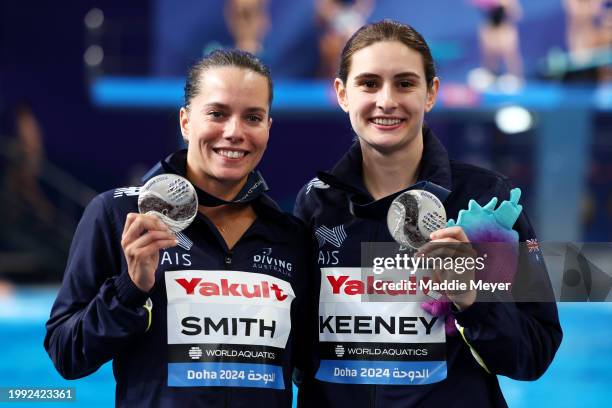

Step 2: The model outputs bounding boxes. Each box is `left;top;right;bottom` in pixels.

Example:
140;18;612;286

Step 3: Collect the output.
293;128;562;407
45;151;310;408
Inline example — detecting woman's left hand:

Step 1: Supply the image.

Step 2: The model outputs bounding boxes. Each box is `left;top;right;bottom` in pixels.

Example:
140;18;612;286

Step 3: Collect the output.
416;226;477;310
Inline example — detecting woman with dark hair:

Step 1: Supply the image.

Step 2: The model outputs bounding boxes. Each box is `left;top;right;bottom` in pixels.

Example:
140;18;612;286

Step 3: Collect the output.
1;103;55;225
294;20;561;407
45;49;309;408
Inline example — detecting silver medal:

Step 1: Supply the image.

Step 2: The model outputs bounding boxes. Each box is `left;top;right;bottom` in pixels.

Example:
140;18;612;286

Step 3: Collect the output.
138;174;198;232
387;189;446;249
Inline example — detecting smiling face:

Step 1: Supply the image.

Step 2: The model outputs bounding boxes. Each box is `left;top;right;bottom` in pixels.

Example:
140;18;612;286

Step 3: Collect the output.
335;40;439;155
179;66;271;196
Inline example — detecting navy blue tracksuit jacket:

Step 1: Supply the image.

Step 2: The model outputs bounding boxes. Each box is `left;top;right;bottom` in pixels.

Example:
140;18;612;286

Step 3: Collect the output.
293;128;562;407
45;151;310;407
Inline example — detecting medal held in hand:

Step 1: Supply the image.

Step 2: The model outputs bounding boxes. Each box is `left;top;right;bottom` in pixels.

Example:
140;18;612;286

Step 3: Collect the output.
387;190;447;249
138;174;198;232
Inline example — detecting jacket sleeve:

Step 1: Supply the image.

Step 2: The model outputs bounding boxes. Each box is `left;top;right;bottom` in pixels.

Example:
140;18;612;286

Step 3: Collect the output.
292;184;322;384
44;194;150;379
452;183;563;380
290;226;317;380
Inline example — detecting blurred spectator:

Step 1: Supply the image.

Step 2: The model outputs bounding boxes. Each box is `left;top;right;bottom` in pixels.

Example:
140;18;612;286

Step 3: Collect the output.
561;0;611;81
563;0;604;63
0;102;66;284
1;103;55;226
224;0;270;55
0;279;13;298
471;0;524;88
315;0;374;77
594;0;611;81
0;102;97;283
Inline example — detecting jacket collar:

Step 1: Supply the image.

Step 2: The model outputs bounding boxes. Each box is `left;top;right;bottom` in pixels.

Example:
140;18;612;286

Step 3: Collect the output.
142;150;294;242
316;127;452;218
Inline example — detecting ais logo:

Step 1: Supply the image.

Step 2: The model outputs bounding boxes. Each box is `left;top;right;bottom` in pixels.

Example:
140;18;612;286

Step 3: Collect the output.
316;225;346;266
160;231;192;267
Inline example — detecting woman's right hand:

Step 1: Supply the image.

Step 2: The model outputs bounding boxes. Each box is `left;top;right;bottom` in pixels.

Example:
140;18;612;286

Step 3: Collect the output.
121;213;177;292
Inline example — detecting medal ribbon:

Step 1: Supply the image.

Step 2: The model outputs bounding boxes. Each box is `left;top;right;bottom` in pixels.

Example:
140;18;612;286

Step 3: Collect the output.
143;149;269;207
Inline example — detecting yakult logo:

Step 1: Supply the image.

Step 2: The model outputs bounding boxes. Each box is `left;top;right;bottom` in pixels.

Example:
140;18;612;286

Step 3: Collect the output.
175;277;289;301
326;275;431;296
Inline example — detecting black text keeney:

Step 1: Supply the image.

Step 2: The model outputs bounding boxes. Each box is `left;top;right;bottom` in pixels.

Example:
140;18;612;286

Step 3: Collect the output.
319;315;438;335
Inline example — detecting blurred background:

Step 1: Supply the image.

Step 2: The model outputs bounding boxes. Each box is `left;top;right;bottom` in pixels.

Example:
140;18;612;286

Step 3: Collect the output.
0;0;611;406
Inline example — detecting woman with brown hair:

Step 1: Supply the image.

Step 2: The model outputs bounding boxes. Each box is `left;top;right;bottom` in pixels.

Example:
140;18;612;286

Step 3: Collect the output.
294;20;561;407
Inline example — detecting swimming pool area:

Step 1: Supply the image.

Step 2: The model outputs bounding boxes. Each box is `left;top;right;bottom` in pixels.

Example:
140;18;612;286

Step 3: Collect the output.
1;288;611;407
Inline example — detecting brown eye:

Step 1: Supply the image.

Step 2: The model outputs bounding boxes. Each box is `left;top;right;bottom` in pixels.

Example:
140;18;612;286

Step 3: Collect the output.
246;114;263;123
208;111;224;119
364;80;377;88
